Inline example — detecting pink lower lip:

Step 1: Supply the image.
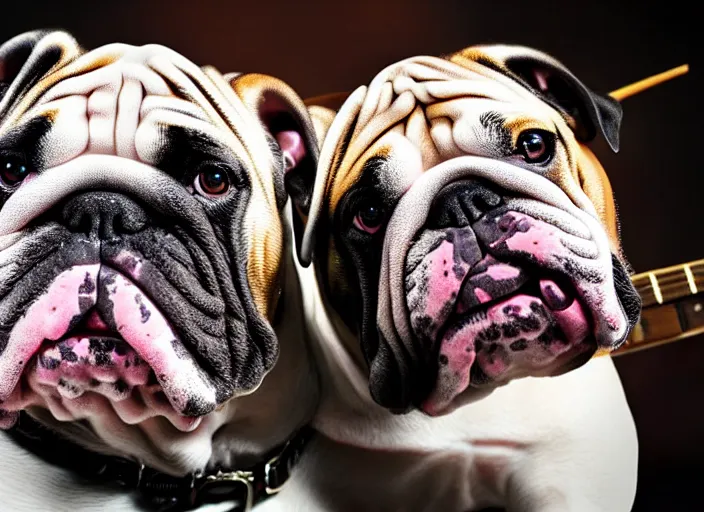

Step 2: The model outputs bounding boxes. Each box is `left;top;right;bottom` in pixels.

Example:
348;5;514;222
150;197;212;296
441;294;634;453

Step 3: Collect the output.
0;335;203;432
422;288;592;415
0;260;216;431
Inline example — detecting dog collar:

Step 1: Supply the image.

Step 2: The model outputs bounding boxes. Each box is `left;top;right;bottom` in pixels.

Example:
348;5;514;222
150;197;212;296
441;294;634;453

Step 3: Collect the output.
5;412;313;511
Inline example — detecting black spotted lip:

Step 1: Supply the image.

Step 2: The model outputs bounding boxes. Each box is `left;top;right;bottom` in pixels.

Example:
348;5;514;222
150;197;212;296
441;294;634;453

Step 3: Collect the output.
422;264;594;415
0;263;216;431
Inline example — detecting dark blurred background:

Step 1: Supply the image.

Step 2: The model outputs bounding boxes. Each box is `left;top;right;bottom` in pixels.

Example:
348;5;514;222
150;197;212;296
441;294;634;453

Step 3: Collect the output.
2;0;699;509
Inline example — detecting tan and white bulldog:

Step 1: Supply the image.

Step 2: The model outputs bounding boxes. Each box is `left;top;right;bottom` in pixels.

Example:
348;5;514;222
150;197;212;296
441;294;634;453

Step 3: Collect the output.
0;30;322;511
269;45;643;511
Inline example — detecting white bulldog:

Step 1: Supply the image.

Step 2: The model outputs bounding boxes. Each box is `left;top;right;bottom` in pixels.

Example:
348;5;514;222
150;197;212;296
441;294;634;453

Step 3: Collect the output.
0;30;321;511
264;43;642;511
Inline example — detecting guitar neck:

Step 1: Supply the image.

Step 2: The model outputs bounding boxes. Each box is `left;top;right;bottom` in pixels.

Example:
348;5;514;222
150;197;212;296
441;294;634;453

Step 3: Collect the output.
612;258;704;356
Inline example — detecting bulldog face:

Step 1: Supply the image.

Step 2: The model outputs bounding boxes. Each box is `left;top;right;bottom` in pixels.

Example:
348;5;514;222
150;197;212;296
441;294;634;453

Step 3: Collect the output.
296;46;641;414
0;32;317;437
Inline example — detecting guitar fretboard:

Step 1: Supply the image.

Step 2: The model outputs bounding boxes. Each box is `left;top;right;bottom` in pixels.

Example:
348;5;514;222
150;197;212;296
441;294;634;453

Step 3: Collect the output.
631;260;704;308
612;258;704;356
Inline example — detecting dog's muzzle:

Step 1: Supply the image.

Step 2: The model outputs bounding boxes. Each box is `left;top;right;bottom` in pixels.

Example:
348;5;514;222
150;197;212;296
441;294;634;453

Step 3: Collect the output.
0;156;260;431
374;156;641;414
0;191;214;431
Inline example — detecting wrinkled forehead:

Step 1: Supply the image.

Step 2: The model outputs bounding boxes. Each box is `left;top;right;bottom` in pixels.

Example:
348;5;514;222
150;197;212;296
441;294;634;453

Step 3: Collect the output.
325;54;570;212
0;43;261;170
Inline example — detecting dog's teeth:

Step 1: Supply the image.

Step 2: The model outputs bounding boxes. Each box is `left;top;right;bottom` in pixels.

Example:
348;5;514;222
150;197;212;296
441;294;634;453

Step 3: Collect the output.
467;309;488;324
90;380;131;401
184;416;202;432
539;279;573;311
57;379;85;399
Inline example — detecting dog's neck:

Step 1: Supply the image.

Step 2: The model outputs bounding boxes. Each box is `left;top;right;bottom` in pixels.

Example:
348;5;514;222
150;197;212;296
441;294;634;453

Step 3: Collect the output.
23;228;319;477
293;244;433;444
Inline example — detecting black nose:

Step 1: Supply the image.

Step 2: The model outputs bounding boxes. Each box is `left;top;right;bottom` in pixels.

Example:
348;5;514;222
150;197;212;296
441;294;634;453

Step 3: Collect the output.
62;192;148;240
427;180;503;229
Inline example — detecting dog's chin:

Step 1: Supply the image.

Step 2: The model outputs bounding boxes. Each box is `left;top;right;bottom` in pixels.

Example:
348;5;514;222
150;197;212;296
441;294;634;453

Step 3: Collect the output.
0;261;218;433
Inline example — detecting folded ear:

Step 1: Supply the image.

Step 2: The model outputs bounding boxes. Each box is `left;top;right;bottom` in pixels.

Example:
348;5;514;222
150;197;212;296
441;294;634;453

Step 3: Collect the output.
298;87;367;267
307;104;337;149
229;73;320;259
304;91;351;149
452;45;622;152
0;30;81;119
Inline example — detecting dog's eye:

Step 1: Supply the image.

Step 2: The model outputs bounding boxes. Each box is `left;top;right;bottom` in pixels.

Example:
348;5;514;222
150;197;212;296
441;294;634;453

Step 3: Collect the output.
0;153;32;187
353;199;386;234
194;164;231;197
515;130;555;165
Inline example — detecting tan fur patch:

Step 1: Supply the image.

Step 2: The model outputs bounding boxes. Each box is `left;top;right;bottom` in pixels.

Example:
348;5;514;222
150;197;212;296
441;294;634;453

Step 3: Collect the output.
576;144;620;253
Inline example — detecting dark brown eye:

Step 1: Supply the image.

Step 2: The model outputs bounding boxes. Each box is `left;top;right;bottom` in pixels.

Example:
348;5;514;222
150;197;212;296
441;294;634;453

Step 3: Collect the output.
194;164;231;197
516;130;555;164
353;199;386;234
0;153;32;186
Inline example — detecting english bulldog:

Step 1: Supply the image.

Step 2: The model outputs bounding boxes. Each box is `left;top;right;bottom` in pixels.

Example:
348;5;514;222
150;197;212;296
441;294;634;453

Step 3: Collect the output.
0;30;321;511
268;45;642;511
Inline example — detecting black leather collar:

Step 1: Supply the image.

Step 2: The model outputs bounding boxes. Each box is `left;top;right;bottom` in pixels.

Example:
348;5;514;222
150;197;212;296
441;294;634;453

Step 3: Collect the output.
5;412;312;511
